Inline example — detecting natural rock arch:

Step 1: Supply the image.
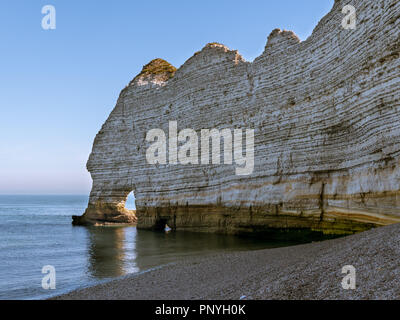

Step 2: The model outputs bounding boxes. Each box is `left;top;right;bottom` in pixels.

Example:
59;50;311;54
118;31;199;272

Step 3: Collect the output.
73;0;400;235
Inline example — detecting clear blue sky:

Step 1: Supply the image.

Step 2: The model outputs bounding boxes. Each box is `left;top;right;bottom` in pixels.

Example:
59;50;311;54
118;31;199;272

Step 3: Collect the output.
0;0;334;195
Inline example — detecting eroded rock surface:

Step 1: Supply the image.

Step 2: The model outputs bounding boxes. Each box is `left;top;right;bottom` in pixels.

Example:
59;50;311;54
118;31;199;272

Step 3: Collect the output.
74;0;400;235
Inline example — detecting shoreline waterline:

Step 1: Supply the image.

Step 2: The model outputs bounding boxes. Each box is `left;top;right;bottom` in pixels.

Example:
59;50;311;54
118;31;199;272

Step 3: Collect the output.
0;195;313;300
53;223;400;300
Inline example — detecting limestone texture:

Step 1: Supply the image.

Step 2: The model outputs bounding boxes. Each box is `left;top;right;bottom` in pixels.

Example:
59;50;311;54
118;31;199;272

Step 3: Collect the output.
74;0;400;235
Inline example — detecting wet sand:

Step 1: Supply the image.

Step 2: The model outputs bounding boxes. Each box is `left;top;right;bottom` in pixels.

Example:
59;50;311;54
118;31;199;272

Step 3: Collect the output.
54;223;400;300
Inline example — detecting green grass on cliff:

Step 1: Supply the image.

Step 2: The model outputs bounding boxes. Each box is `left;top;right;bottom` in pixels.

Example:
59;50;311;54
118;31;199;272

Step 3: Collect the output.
135;58;177;81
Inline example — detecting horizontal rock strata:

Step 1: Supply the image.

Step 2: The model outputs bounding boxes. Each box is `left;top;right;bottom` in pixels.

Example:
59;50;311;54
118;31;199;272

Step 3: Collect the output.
74;0;400;235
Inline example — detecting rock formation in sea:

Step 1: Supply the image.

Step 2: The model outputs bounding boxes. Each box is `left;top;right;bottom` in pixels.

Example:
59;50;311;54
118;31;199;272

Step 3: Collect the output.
73;0;400;235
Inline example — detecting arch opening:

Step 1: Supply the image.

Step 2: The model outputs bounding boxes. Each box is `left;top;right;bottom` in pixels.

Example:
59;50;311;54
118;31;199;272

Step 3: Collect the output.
125;191;136;211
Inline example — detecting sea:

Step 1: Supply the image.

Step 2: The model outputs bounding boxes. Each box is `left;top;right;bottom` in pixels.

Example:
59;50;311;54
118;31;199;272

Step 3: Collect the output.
0;195;300;300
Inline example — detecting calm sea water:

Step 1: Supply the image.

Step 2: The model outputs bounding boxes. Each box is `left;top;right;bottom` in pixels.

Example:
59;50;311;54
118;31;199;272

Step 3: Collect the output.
0;195;299;300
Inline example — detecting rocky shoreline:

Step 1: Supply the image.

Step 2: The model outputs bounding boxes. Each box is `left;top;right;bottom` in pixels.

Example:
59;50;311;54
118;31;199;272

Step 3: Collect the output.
53;223;400;300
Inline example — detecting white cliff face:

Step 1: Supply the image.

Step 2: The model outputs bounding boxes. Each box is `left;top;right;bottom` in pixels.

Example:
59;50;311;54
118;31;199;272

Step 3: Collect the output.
74;0;400;235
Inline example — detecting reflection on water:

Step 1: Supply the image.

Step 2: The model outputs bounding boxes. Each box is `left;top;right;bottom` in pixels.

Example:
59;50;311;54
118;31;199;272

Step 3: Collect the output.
87;227;136;278
0;195;307;300
85;226;297;280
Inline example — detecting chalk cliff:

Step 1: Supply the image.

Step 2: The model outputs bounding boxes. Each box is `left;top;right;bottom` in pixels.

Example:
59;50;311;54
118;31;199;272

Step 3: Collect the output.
73;0;400;235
